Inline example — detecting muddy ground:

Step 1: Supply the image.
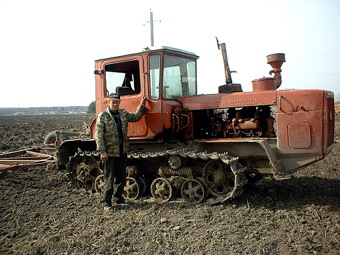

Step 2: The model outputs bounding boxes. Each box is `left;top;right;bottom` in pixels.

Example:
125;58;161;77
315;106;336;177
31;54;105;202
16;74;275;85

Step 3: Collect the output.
0;114;339;255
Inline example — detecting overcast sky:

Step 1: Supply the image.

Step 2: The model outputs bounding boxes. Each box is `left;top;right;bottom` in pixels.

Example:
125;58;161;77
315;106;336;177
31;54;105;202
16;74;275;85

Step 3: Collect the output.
1;0;339;107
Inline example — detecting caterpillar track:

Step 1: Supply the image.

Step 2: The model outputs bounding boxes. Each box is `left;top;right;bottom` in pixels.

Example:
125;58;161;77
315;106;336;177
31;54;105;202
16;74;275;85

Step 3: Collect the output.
67;149;247;205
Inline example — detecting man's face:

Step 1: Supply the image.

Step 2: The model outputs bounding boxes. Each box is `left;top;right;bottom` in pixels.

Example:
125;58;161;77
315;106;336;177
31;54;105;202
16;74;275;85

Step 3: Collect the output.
109;99;120;111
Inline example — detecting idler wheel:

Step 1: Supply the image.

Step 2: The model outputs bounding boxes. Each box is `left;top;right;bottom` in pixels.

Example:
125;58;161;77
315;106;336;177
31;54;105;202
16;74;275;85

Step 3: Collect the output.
181;178;207;204
203;160;235;196
150;177;173;202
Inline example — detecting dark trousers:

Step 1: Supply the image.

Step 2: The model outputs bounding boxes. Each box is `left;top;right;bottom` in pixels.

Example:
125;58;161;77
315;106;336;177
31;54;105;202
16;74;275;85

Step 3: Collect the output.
103;154;127;205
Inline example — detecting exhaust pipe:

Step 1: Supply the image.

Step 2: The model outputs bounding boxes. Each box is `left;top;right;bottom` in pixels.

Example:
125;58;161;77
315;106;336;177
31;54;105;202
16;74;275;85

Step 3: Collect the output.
216;38;242;93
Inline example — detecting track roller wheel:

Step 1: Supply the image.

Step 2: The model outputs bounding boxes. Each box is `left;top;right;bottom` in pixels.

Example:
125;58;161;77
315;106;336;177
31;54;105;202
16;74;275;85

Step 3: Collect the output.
137;176;147;197
95;174;104;193
150;177;173;202
123;177;142;200
181;178;207;204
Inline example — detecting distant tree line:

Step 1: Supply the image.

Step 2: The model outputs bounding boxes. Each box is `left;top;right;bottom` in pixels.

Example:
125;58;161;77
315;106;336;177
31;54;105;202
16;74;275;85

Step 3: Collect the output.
0;106;89;116
87;101;96;114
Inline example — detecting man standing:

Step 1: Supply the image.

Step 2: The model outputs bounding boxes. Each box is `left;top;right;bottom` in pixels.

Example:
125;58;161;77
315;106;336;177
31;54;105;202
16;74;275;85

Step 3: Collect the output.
95;93;147;210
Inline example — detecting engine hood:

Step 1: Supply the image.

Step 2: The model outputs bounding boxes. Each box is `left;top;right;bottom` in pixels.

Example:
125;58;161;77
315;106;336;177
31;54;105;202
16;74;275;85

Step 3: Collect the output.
177;90;277;110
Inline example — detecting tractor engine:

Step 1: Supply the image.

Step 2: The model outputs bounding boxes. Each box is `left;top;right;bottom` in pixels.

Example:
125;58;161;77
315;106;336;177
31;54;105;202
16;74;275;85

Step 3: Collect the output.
192;106;276;139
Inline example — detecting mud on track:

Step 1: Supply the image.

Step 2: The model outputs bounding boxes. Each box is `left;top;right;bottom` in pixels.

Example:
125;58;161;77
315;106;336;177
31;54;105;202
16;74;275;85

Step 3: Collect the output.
0;114;339;255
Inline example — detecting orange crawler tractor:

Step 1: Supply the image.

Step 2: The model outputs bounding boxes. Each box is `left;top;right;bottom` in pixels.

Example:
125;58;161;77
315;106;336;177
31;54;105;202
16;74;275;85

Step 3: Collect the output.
55;42;334;204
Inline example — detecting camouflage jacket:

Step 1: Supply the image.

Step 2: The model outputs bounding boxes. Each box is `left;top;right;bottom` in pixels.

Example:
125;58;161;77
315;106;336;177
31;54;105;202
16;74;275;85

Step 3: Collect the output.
95;104;147;157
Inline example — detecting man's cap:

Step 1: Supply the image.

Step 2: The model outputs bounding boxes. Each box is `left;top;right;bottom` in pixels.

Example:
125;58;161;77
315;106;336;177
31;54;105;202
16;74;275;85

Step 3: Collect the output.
109;93;120;100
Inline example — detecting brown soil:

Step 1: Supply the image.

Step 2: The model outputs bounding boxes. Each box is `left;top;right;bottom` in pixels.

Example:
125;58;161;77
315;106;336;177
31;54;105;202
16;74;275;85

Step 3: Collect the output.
0;114;339;255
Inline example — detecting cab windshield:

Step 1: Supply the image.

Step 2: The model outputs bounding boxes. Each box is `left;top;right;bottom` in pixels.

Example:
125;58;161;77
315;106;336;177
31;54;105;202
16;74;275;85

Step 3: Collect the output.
163;55;197;99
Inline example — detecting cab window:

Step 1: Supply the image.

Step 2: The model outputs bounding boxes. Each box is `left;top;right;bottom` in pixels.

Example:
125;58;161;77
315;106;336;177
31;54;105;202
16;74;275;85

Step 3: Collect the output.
163;55;197;99
149;54;160;100
105;60;141;96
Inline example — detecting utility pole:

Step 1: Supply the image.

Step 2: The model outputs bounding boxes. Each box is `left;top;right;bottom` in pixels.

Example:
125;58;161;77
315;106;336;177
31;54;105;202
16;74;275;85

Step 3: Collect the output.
150;10;154;47
145;9;160;47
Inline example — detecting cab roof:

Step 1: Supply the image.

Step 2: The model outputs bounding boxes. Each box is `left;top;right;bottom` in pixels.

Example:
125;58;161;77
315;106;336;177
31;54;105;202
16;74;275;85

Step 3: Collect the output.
95;46;199;62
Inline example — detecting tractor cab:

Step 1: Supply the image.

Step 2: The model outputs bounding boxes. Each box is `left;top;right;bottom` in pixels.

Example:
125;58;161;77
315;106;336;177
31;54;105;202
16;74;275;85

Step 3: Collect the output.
93;47;199;140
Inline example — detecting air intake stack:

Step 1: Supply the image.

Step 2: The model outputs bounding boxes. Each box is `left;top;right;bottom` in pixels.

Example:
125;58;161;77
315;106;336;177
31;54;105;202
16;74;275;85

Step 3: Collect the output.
252;53;285;91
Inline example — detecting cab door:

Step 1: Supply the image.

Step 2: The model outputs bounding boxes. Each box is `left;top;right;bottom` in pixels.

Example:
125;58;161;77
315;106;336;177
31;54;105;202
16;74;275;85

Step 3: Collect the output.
99;55;148;138
144;53;165;136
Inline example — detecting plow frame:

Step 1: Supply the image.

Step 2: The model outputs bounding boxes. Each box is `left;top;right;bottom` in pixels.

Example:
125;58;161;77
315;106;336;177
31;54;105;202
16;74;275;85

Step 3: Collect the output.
0;147;57;173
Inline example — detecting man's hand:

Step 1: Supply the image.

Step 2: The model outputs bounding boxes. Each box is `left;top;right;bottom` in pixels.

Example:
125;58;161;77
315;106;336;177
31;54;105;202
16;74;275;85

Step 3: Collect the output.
100;152;108;162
